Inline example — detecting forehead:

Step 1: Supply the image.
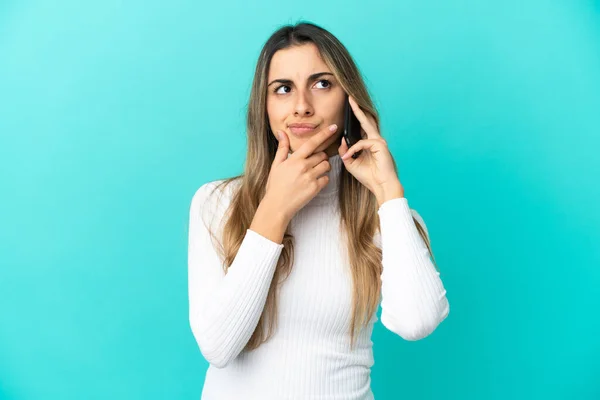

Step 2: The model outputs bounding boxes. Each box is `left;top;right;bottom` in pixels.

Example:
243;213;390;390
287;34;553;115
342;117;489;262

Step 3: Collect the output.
268;43;330;80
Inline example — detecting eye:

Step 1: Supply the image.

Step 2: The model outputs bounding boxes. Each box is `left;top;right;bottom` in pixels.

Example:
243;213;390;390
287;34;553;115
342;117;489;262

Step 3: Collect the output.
274;85;291;94
314;79;331;89
273;79;333;95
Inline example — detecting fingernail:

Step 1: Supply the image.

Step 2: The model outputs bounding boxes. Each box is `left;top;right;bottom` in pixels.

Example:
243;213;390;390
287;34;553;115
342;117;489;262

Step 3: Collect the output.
329;124;337;132
276;131;281;140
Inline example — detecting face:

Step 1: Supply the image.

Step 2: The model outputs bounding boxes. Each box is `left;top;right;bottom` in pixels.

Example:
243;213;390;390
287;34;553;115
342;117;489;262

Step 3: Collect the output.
266;43;346;157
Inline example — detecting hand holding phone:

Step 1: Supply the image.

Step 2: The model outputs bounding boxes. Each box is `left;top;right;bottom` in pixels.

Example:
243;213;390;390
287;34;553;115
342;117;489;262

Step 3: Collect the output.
342;95;363;159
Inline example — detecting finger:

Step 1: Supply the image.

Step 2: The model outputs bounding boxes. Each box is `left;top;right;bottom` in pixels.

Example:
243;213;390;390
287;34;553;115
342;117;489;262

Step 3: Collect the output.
338;136;357;163
338;136;349;156
310;158;331;179
292;124;338;159
316;174;330;190
348;96;381;139
341;139;379;160
364;113;378;133
306;150;329;168
272;130;289;166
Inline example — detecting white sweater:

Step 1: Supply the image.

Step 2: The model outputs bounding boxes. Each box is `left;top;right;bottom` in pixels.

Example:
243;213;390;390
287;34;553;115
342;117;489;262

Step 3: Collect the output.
188;153;449;400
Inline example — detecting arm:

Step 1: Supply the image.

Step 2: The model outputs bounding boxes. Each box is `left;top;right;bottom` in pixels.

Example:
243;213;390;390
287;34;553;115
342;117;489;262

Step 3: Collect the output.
187;181;286;368
375;197;450;341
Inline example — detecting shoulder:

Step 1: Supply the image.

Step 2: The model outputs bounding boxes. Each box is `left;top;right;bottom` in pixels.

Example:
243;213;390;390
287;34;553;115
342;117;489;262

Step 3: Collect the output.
189;177;243;226
191;177;242;208
190;179;226;208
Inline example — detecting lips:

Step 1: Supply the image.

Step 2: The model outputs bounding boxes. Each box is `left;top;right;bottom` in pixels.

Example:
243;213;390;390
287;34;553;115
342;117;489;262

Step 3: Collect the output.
288;123;319;136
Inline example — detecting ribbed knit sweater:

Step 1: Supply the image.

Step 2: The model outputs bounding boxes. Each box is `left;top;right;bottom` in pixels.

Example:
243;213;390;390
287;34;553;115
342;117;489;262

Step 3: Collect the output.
187;153;449;399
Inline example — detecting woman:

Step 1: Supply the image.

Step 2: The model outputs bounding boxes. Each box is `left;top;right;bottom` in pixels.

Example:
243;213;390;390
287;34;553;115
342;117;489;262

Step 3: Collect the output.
188;21;449;400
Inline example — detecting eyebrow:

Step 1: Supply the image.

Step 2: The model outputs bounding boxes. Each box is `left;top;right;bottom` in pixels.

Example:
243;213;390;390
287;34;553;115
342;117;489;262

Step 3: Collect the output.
267;72;334;88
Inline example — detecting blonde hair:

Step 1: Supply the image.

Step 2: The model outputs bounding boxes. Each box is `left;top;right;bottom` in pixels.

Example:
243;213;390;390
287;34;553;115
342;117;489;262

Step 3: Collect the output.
205;22;437;351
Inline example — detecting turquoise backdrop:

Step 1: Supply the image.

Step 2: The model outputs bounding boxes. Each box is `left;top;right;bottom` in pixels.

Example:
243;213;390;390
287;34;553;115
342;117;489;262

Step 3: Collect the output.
1;1;599;399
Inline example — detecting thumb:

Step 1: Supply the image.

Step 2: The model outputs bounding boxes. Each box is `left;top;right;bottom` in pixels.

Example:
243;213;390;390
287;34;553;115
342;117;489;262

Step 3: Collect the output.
338;135;349;157
272;130;289;166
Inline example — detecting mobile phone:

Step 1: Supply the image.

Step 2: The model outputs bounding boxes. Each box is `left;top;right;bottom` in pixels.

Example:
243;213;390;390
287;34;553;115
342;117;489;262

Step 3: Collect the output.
343;95;363;159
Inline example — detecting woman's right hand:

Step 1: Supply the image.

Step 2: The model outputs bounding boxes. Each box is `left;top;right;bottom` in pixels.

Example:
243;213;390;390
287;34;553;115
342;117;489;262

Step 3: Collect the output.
264;124;339;222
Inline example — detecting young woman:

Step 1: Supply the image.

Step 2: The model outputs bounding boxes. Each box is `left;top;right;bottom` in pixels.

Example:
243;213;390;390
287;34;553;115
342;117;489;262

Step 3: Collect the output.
188;22;449;400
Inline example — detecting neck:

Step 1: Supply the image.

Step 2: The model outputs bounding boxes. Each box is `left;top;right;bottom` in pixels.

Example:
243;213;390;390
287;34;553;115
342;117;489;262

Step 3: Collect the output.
308;153;342;206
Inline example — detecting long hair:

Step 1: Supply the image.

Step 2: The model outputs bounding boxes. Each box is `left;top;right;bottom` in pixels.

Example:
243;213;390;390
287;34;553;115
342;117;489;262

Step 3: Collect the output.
204;21;437;351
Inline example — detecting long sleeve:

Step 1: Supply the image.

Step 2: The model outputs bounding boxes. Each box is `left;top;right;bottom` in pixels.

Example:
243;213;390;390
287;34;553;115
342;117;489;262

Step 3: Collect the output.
375;197;449;341
187;181;285;368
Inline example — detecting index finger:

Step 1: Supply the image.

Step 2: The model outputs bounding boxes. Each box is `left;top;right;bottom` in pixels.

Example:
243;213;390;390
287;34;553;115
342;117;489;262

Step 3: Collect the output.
291;124;338;159
348;96;381;139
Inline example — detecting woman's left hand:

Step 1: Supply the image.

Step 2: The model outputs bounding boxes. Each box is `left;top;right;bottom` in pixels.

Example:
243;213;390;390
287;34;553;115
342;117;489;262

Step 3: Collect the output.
338;96;405;205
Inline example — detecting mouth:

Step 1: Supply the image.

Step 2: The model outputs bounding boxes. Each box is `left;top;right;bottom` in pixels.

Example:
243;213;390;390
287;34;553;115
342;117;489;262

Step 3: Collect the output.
288;123;319;136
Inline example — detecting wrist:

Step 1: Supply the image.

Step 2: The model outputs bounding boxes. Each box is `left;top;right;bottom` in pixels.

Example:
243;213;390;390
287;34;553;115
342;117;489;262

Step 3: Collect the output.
250;198;291;245
375;181;405;207
259;196;292;226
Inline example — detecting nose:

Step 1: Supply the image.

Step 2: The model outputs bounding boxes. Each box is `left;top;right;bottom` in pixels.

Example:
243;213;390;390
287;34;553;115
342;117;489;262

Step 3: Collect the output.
294;91;314;117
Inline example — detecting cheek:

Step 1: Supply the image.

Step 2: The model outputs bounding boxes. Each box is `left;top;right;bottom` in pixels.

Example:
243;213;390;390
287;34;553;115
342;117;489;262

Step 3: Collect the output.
266;100;285;121
321;100;345;126
334;103;345;122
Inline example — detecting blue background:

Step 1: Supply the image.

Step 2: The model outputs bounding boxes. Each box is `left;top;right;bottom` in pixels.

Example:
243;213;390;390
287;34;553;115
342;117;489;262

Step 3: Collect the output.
1;0;599;399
